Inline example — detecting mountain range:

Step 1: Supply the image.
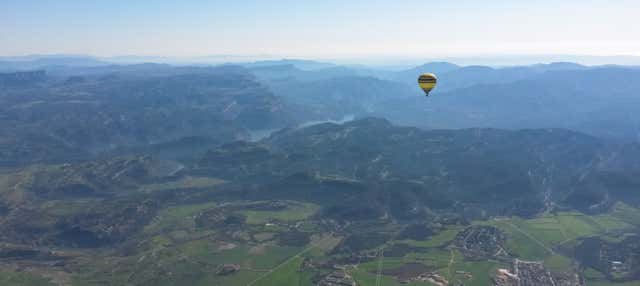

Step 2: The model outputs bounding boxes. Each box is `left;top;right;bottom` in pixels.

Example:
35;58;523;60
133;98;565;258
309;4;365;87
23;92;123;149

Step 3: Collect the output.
2;57;640;285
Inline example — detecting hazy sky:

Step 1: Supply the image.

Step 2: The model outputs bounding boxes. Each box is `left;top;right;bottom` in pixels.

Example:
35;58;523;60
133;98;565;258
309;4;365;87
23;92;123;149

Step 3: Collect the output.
2;0;639;58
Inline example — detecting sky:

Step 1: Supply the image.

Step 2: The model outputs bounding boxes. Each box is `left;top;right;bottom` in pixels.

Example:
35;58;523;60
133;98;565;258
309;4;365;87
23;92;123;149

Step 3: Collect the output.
1;0;640;59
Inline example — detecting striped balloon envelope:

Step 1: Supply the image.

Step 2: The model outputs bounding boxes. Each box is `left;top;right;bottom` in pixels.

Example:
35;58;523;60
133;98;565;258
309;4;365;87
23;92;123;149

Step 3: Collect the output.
418;73;437;96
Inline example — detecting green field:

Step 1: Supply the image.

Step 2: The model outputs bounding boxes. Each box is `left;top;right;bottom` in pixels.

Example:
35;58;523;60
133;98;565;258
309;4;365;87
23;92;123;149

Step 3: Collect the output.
144;202;217;234
544;254;574;273
0;272;55;286
140;176;225;193
449;260;505;286
608;203;640;227
241;234;340;286
347;243;506;286
351;268;423;286
481;206;640;262
242;202;320;225
400;226;464;248
249;256;311;286
338;205;640;285
36;202;640;286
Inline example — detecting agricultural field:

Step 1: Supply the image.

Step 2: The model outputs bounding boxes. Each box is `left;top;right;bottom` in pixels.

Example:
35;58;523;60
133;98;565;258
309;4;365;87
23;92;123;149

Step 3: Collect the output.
338;204;640;285
241;202;320;225
22;202;634;286
2;157;640;286
0;271;56;286
2;199;639;286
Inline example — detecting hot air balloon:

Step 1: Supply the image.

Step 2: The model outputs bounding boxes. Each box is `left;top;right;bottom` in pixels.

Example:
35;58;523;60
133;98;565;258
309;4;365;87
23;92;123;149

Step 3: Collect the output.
418;73;437;96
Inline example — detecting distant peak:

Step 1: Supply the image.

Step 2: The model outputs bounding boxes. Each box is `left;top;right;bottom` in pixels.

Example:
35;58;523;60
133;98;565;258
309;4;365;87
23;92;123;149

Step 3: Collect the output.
349;117;391;125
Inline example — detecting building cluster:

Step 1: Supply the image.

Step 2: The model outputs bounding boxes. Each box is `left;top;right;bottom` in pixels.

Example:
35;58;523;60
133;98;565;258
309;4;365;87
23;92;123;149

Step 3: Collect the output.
493;259;584;286
217;263;240;275
317;270;357;286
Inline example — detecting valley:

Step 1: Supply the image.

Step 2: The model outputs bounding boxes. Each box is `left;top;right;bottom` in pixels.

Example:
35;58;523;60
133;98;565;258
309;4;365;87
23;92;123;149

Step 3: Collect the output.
1;59;640;285
0;116;639;285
